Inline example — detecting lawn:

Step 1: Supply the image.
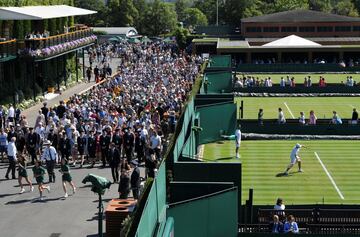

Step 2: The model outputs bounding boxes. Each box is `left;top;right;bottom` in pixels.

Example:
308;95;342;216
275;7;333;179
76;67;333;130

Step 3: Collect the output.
235;97;360;119
236;73;359;84
203;140;360;205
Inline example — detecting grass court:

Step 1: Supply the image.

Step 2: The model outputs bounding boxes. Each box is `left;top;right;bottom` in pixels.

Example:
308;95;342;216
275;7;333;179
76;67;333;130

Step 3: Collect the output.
203;140;360;205
235;97;360;119
237;73;359;84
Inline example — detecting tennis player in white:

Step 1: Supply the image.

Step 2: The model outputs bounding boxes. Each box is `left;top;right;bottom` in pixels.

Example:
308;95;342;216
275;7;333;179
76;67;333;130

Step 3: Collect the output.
284;143;306;175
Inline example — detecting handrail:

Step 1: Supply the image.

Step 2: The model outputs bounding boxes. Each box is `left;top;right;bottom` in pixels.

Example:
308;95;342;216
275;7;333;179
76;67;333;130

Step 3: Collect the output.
0;39;16;45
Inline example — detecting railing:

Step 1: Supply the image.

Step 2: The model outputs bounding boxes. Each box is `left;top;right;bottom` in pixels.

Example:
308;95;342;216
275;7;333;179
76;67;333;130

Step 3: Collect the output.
21;28;97;59
0;39;17;60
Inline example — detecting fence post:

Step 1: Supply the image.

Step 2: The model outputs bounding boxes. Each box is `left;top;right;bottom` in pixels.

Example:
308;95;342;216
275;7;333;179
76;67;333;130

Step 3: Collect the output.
249;188;254;224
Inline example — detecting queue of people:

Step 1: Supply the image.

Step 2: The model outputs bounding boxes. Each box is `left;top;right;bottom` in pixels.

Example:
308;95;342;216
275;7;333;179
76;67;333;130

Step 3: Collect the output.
0;40;203;201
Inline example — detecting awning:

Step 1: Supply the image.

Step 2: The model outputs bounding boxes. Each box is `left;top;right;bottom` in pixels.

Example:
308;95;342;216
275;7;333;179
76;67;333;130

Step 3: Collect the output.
263;35;321;47
0;5;96;20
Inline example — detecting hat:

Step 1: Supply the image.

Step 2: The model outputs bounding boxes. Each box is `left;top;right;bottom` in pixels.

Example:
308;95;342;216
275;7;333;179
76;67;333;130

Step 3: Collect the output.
43;140;51;145
130;160;138;166
295;143;301;148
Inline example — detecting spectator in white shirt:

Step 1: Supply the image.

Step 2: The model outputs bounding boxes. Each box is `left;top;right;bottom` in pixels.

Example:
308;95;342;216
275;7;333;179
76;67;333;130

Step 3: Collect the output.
41;140;58;183
5;137;17;179
299;112;305;125
278;108;286;124
150;131;162;160
8;104;15;123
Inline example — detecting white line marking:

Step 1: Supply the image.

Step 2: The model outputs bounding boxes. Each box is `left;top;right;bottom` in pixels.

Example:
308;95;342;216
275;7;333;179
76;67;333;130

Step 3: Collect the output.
284;102;295;119
314;152;344;200
349;104;356;108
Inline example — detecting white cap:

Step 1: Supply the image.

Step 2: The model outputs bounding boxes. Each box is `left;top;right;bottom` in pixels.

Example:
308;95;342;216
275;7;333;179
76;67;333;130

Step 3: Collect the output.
296;143;301;148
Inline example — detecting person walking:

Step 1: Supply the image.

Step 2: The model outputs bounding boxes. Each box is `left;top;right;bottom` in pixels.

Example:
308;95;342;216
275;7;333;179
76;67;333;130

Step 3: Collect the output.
18;155;34;193
130;160;141;200
235;124;241;159
41;140;58;183
5;137;17;179
108;142;121;183
26;127;38;165
32;160;50;200
59;159;76;198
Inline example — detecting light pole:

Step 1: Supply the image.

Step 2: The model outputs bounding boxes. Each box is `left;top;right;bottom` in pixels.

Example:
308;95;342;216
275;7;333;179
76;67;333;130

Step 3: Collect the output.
216;0;219;26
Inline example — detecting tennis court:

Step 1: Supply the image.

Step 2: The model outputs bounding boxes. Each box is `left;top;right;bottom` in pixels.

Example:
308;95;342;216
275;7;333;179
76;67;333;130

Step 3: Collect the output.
235;97;360;119
203;140;360;205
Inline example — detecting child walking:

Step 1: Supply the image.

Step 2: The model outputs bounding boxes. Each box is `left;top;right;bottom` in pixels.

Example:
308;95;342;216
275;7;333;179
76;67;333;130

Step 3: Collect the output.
32;160;50;200
18;155;34;193
60;159;76;198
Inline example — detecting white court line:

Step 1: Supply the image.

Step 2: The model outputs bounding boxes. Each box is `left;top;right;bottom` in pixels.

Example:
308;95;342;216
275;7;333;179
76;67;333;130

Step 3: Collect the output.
314;152;344;200
349;104;356;108
283;102;295;119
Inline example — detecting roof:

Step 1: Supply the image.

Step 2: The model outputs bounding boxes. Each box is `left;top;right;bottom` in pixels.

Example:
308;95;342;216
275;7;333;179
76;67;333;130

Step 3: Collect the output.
217;39;249;49
242;9;360;23
246;37;360;43
0;5;96;20
92;27;138;37
263;35;321;47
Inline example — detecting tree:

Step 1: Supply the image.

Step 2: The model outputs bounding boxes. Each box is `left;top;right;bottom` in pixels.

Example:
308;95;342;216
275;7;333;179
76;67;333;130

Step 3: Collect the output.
309;0;332;12
183;8;208;27
333;0;358;16
144;0;178;36
133;0;149;34
194;0;217;25
174;27;189;49
74;0;107;26
273;0;308;12
175;0;191;22
117;0;139;26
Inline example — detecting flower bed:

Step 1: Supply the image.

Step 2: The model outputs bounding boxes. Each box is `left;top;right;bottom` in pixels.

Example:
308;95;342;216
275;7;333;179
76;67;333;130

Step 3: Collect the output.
21;35;97;58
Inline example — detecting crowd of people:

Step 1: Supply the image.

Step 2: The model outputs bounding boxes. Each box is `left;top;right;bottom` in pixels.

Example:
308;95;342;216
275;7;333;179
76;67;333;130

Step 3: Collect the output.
234;74;360;88
270;198;299;234
256;108;359;125
0;40;203;201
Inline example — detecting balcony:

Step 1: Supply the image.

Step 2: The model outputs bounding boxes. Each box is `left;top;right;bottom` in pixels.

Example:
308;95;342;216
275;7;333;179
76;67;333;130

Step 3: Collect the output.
20;28;97;60
0;39;17;62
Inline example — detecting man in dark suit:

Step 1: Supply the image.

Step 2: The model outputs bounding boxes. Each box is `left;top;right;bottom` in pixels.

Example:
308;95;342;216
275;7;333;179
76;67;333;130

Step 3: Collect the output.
26;127;38;165
130;160;141;200
118;169;130;199
108;142;121;183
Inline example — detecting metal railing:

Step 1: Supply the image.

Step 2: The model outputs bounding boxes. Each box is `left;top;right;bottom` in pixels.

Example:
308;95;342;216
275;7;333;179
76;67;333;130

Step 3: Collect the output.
0;39;17;59
24;28;94;50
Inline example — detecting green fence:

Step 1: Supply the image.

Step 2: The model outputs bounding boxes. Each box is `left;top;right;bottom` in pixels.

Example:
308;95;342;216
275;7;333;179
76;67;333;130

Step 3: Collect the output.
167;187;238;237
197;102;237;144
207;55;232;69
135;163;167;237
201;71;233;94
236;63;360;73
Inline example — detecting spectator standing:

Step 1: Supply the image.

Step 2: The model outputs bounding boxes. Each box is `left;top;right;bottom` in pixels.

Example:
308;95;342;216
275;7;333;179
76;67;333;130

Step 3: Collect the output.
280;77;286;87
258;109;264;125
26;127;38;165
235;124;241;159
309;110;317;125
299;112;305;125
274;198;285;211
108;142;121;183
0;129;8;161
130;160;141;200
118;169;130;199
331;111;342;124
278;108;286;124
351;108;358;124
5;137;17;179
8;104;15;123
41;102;49;124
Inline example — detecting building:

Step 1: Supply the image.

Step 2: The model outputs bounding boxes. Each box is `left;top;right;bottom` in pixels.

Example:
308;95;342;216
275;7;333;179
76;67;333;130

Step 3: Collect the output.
0;5;97;104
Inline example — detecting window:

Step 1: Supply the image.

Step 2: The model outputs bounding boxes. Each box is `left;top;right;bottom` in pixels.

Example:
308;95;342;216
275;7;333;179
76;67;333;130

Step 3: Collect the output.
335;26;351;32
317;26;333;32
246;27;261;33
299;26;315;32
353;26;360;31
263;27;279;32
281;26;297;32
